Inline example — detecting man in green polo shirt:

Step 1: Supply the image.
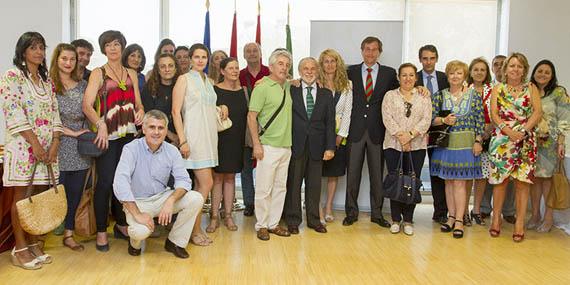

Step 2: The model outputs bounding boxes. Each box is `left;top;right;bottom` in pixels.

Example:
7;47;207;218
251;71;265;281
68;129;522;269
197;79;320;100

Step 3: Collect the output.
247;49;293;241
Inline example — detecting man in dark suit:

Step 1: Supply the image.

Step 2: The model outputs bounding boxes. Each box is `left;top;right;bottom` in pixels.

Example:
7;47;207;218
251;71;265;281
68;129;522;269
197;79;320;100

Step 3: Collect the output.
284;57;336;234
416;44;450;224
343;36;399;227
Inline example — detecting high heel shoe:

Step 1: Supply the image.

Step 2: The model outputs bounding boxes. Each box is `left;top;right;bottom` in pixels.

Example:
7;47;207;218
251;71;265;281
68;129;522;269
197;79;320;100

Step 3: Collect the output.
440;216;456;232
470;210;485;226
453;220;464;239
113;224;129;240
512;232;525;243
11;247;42;270
463;214;472;227
28;243;52;264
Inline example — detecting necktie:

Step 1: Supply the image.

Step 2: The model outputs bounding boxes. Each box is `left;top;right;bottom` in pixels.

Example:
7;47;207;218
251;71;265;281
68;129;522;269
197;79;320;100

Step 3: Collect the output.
365;68;373;101
306;86;314;118
426;75;434;95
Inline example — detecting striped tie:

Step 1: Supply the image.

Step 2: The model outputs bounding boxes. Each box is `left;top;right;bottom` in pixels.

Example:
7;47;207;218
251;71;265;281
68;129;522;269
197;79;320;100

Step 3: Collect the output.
306;86;314;118
365;68;373;100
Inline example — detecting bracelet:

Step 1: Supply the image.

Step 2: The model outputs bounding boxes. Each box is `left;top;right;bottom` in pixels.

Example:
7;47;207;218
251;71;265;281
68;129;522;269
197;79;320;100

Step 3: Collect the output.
441;117;447;125
96;118;105;127
474;139;481;144
497;122;506;130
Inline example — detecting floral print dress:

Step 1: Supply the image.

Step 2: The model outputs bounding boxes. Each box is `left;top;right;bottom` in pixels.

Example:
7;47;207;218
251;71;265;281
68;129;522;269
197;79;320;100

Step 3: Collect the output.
0;68;63;186
488;83;537;184
535;86;570;178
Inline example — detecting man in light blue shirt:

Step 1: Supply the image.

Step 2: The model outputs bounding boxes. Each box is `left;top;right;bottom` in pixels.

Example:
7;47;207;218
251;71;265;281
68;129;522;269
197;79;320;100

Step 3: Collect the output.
114;110;203;258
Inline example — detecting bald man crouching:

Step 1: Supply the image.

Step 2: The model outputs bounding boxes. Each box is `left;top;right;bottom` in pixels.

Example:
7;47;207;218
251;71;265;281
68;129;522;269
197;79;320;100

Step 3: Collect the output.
113;110;204;258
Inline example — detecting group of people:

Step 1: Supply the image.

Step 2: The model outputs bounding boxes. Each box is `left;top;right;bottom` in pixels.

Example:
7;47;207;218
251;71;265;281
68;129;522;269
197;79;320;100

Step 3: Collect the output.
0;30;568;270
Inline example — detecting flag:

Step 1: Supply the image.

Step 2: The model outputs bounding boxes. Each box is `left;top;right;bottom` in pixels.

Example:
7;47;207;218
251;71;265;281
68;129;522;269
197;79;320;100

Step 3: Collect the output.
286;3;293;76
229;2;238;58
203;0;211;73
255;0;261;45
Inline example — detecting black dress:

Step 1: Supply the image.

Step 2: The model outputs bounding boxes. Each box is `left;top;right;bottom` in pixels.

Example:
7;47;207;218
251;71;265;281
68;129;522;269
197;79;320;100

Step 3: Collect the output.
322;91;348;177
214;86;248;173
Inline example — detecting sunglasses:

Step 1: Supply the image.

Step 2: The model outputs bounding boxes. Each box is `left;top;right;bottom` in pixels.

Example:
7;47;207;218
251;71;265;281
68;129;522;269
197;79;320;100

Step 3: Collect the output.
404;102;413;118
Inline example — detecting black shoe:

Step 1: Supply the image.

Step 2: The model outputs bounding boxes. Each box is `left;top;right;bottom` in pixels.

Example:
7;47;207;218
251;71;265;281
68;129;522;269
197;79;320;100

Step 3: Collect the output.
342;216;358;226
128;242;141;256
441;216;456;232
95;243;109;252
503;215;516;224
113;224;129;240
165;239;189;259
371;217;391;228
453;220;465;239
244;205;255;217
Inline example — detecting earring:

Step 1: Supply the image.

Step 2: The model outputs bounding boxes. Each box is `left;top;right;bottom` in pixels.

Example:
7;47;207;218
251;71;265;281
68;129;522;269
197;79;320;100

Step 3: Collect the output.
22;61;26;66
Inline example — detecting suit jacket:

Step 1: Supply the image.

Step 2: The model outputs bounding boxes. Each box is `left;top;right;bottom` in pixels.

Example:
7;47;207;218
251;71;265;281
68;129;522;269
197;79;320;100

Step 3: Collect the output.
415;70;449;92
347;63;399;144
290;85;336;161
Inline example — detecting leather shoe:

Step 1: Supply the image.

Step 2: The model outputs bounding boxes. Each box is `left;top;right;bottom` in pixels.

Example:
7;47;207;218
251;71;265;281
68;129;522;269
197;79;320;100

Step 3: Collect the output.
128;242;141;256
504;215;516;224
257;228;270;241
113;224;129;240
342;216;358;226
371;217;391;228
244;205;255;217
95;243;109;252
268;226;291;237
309;224;327;233
164;239;189;259
288;225;300;235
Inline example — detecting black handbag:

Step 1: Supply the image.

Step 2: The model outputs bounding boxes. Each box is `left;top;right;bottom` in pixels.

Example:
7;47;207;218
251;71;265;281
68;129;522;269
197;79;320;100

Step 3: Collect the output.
428;91;451;148
77;132;104;157
383;152;423;205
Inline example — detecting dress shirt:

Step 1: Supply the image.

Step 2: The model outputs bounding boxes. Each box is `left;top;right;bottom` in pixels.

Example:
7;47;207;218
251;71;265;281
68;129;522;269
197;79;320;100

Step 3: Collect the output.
422;70;440;94
114;138;192;202
301;81;317;110
361;63;379;91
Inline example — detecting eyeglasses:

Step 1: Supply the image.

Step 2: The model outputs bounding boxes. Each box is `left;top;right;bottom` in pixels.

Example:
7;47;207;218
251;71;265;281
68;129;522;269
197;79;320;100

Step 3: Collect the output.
404;102;412;118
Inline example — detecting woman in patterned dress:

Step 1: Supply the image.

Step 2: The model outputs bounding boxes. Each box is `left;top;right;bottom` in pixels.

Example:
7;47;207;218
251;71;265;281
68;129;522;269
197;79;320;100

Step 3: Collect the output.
50;43;91;251
528;60;570;233
465;58;493;226
488;53;542;242
430;60;485;239
1;32;63;269
172;43;228;246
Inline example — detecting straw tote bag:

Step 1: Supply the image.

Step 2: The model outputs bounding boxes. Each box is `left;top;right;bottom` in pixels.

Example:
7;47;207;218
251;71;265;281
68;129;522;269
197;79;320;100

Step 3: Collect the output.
74;163;97;236
547;160;570;210
16;164;67;235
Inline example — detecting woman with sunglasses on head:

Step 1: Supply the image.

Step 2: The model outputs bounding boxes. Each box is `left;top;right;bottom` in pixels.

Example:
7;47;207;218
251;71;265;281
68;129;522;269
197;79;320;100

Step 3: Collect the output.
382;63;432;235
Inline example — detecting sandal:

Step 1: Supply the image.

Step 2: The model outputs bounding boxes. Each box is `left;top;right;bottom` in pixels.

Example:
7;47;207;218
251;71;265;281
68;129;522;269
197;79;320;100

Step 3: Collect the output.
463;214;472;227
29;243;52;264
440;215;456;232
453;220;464;239
190;234;211;246
489;224;501;238
512;232;525;243
536;221;553;233
11;247;42;270
470;210;486;226
206;215;220;233
224;212;238;231
63;236;84;252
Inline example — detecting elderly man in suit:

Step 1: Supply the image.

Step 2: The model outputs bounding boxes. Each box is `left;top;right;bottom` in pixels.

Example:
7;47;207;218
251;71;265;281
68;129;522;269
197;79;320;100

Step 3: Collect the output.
415;44;450;224
343;36;399;227
284;57;336;234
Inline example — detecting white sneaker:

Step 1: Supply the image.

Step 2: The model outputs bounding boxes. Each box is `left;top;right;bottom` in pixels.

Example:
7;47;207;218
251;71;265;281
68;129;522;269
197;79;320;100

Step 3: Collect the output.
390;223;401;234
403;223;414;236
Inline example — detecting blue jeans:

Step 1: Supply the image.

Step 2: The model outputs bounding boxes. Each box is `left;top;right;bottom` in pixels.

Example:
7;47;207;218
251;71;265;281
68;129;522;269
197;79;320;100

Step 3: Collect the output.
60;169;89;230
240;147;255;206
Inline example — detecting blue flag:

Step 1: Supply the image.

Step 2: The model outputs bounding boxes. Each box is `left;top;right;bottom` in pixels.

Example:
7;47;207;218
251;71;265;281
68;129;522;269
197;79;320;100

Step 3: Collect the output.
203;9;211;73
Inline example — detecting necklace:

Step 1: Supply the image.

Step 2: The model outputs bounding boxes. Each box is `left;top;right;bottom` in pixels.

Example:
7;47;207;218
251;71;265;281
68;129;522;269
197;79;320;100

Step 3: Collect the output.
107;64;127;91
28;75;47;96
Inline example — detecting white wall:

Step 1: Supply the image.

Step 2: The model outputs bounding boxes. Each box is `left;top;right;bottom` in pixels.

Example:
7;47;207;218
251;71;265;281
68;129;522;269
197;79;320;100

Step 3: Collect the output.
508;0;570;85
0;0;69;72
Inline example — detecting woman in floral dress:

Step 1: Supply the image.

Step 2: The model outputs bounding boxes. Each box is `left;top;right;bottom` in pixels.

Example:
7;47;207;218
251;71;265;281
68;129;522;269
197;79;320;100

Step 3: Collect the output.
527;60;570;233
488;53;542;242
1;32;63;269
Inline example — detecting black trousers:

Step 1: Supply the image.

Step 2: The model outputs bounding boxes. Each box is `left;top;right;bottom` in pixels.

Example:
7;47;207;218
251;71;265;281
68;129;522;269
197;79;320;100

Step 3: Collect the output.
384;149;426;223
60;169;89;230
427;148;448;219
94;136;132;232
345;130;385;219
284;146;323;228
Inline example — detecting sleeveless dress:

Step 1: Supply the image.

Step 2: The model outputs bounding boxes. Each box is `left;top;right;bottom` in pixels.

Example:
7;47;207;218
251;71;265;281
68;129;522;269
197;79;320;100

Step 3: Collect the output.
1;68;63;186
429;88;485;180
488;83;537;184
182;70;218;169
214;86;247;173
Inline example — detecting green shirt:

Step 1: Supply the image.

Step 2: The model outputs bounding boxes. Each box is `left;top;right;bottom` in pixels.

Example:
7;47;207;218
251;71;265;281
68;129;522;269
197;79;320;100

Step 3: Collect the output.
249;76;292;147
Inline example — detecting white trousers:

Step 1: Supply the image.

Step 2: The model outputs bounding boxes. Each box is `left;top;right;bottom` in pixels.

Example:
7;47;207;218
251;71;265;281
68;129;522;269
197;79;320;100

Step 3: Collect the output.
124;190;204;249
254;145;291;230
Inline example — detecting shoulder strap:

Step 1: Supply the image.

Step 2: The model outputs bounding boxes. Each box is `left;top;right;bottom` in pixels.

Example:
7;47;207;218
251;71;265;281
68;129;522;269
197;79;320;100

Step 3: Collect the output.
259;88;287;136
98;66;109;119
243;86;250;103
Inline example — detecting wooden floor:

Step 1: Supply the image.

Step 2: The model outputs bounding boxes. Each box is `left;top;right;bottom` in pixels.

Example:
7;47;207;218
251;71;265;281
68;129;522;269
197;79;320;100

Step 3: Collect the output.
1;205;569;284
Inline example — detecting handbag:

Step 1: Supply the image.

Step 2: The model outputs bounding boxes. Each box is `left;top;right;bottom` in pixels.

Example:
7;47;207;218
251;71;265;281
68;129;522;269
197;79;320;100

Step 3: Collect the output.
74;163;97;236
16;164;67;235
428;92;451;148
383;152;423;205
216;106;233;132
77;131;104;157
547;160;570;210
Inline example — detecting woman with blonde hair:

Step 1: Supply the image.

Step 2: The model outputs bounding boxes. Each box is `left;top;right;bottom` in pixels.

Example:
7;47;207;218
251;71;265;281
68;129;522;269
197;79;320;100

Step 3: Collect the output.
208;50;228;83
